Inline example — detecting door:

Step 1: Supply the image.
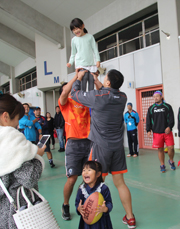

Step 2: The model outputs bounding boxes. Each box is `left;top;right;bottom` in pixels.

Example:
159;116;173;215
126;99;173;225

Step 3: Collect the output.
136;85;163;149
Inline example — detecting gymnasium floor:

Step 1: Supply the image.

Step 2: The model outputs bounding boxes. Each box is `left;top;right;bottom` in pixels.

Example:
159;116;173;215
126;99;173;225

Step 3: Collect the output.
39;145;180;229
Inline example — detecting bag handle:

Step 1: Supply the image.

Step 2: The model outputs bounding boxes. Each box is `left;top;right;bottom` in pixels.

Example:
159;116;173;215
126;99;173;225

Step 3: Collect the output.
20;187;46;208
0;178;17;211
16;187;35;210
0;178;14;204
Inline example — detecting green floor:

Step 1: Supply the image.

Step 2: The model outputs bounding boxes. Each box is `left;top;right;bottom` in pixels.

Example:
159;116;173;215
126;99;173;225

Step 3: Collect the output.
38;145;180;229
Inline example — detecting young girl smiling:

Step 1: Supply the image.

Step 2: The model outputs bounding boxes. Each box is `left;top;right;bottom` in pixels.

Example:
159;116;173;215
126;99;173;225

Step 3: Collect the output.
75;161;113;229
67;18;100;92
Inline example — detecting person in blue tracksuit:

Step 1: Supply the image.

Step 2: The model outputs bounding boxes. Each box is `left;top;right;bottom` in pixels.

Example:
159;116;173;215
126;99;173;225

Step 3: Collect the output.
19;103;42;143
124;103;139;157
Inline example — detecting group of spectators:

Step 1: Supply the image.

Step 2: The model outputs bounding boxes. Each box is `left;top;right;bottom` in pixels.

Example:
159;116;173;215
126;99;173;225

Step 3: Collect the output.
18;104;66;168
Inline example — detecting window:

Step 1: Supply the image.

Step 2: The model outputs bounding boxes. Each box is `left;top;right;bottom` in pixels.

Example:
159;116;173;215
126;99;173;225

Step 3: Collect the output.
98;34;117;62
97;14;160;61
1;83;10;94
19;70;37;91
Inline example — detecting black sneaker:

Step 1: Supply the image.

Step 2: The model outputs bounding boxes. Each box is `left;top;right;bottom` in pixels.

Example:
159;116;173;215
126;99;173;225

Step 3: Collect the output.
62;204;71;220
58;148;65;152
50;162;55;168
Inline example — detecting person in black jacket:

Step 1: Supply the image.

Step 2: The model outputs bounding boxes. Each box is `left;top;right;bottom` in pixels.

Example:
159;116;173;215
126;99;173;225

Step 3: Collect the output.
146;91;175;173
46;112;55;150
54;105;65;152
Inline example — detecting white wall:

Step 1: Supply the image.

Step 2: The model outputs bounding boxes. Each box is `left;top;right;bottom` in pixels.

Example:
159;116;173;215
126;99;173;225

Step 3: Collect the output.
15;57;36;78
0;74;9;86
158;0;180;139
134;44;162;88
35;29;69;90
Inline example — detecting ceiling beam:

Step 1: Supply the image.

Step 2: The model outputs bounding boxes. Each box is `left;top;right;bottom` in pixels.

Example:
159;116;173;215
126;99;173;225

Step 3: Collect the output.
0;0;64;47
0;23;35;58
0;61;11;77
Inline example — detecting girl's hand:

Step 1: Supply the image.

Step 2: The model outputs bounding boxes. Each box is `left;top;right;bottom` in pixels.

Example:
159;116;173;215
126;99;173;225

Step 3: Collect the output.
67;63;71;68
96;61;100;68
78;199;85;217
37;145;46;157
95;201;108;216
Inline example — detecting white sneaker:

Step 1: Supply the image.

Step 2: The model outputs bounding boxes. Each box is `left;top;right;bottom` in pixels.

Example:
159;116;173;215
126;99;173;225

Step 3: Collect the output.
127;154;131;157
51;145;55;150
133;154;138;157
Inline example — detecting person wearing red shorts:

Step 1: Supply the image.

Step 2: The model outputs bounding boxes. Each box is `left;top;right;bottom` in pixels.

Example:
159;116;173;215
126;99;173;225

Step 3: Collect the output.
146;91;175;173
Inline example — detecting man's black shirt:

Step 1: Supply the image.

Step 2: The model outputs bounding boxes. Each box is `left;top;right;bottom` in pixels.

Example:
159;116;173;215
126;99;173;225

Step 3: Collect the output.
54;112;65;129
146;102;174;133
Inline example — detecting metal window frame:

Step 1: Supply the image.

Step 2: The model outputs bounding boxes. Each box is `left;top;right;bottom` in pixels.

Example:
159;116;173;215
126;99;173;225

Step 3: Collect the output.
19;70;37;91
97;13;159;60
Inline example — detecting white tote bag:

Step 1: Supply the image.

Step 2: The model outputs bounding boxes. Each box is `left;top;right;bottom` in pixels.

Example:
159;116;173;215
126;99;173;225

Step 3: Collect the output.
0;179;60;229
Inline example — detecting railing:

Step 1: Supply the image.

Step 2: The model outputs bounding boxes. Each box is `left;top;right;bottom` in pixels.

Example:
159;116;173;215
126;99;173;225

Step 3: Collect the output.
97;13;159;62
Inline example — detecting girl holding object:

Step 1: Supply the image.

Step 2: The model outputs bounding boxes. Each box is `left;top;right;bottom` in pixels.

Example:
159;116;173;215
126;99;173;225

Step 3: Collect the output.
75;161;113;229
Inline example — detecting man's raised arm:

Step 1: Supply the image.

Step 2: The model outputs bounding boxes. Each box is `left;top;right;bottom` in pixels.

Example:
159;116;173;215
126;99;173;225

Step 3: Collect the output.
71;70;96;108
60;71;78;105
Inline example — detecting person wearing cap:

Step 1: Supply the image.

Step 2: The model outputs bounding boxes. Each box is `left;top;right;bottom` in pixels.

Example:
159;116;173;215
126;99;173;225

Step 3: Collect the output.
146;91;175;173
19;103;42;143
124;103;139;157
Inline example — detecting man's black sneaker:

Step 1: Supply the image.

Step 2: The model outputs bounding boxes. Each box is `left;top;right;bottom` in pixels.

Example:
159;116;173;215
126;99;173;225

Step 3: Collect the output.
58;148;65;152
50;162;55;168
61;204;71;220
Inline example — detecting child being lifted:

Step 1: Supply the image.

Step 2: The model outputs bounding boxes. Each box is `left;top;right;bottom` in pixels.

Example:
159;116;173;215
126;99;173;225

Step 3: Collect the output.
67;18;100;92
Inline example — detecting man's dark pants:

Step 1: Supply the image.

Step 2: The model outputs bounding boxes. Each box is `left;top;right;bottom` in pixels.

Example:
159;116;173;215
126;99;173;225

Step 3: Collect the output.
127;129;138;156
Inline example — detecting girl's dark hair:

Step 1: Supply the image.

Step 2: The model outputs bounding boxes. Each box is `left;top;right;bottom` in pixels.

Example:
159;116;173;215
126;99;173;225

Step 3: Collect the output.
82;161;103;187
46;112;51;117
70;18;88;33
0;94;24;120
107;69;124;89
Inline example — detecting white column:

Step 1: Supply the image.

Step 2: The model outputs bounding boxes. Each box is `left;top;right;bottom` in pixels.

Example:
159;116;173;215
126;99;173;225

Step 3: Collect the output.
158;0;180;148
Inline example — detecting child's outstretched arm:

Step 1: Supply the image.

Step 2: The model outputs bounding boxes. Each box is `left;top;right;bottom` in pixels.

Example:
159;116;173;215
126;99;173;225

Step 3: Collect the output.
67;39;77;68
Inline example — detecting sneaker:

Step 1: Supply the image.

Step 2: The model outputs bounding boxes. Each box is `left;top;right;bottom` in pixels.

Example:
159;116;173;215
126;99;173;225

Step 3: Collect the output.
51;145;55;150
62;204;71;220
127;154;132;157
160;165;166;173
168;160;176;170
122;215;136;228
58;148;65;152
50;162;55;168
133;154;138;158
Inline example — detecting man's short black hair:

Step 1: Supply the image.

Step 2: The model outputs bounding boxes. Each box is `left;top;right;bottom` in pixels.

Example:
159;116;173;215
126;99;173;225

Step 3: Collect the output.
59;82;68;95
107;69;124;89
22;103;29;107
